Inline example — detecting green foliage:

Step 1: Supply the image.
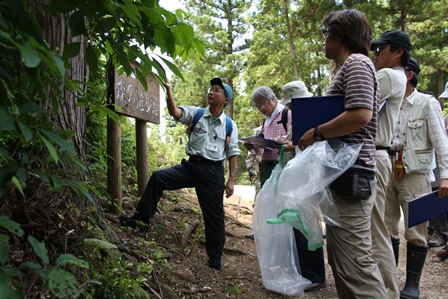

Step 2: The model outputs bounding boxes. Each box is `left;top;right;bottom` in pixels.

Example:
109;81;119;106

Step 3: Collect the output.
225;284;244;295
0;216;89;298
88;256;150;299
85;239;155;299
0;0;204;202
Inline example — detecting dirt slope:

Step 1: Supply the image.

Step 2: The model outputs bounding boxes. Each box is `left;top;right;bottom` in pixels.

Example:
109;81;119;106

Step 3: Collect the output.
112;188;448;299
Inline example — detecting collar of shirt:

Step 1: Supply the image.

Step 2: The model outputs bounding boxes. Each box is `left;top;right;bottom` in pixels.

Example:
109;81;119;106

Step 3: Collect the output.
203;107;226;124
264;102;284;127
404;88;418;106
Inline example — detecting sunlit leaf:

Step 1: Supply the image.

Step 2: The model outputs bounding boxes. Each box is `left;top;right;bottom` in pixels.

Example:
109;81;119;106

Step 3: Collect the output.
17;43;41;68
39;129;76;155
56;254;89;268
37;134;58;164
84;238;117;249
11;177;24;196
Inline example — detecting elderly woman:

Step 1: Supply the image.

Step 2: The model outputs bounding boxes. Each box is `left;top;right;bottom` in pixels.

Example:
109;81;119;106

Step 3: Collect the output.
249;86;292;185
298;9;387;298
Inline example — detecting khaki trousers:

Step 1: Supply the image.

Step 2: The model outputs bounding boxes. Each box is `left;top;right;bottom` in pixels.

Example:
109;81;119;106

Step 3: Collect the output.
371;150;399;299
385;172;430;247
327;191;387;299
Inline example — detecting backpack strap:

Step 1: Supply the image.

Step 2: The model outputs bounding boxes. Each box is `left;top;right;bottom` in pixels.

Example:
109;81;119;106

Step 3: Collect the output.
187;108;205;136
225;116;233;137
192;108;205;128
225;115;233;152
189;108;233;153
276;107;289;133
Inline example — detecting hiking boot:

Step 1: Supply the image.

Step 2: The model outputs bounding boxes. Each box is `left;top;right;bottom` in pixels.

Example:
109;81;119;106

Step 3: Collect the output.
305;281;326;292
208;257;221;270
436;245;448;259
118;213;150;231
244;232;254;239
427;230;446;247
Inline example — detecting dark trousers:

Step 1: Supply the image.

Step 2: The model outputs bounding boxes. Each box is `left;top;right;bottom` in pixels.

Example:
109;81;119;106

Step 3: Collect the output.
293;228;326;284
136;158;226;260
260;161;277;186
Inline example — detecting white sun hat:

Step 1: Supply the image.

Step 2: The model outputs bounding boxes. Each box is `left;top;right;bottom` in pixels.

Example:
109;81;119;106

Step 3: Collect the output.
280;81;313;105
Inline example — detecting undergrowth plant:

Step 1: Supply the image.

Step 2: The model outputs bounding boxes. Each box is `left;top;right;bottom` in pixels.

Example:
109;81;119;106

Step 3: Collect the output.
0;216;90;298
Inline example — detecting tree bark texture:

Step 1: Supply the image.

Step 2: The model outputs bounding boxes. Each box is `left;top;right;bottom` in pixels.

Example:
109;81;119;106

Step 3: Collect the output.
30;0;88;159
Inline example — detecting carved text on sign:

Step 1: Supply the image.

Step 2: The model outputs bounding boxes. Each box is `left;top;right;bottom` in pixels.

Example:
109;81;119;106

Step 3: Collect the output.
113;69;160;124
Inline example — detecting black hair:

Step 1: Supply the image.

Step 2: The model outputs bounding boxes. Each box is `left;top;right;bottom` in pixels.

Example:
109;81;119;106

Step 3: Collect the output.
322;9;372;56
390;44;411;67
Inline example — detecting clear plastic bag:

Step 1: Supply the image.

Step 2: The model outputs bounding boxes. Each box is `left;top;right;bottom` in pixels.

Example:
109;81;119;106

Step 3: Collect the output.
273;139;362;248
253;139;362;295
253;160;311;296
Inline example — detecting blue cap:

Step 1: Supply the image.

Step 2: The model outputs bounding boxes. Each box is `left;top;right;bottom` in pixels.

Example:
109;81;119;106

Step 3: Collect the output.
210;77;233;104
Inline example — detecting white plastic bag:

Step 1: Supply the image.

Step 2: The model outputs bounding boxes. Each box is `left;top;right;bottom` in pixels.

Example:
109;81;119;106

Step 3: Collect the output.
253;160;311;296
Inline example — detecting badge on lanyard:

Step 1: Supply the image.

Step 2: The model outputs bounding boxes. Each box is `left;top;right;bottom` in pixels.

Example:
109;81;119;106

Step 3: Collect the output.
206;142;218;152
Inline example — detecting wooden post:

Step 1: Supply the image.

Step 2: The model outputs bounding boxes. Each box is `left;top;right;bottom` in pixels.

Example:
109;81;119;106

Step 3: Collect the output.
107;62;159;213
107;116;122;214
136;120;149;196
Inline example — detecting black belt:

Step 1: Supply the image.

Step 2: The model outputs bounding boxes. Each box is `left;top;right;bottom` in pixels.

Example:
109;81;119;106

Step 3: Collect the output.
387;149;400;156
375;146;390;151
189;156;222;164
261;160;278;166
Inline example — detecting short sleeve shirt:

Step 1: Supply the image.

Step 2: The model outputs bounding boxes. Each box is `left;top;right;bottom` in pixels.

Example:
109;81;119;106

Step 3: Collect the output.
178;106;240;161
325;53;379;169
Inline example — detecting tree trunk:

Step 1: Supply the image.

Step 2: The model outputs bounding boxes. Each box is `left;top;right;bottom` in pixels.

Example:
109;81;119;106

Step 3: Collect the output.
283;0;299;80
30;0;88;160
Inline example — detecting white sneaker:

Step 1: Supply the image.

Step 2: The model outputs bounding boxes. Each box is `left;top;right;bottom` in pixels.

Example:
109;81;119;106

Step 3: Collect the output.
428;231;446;247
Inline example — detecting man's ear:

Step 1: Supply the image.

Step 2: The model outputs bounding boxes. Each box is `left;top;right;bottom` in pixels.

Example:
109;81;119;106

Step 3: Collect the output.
394;47;404;59
406;70;414;80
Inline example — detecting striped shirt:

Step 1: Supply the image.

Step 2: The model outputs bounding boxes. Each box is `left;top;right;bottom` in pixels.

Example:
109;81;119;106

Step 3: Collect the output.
325;53;379;169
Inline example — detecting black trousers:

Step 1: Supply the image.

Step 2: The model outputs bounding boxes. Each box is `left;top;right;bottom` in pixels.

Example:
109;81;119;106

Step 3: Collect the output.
293;228;326;284
136;157;226;260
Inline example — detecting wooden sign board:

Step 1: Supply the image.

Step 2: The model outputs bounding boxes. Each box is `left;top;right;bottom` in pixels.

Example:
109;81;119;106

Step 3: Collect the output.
113;68;160;124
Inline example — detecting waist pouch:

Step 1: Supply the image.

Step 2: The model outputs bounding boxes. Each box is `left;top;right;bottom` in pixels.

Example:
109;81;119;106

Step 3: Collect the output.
330;167;375;201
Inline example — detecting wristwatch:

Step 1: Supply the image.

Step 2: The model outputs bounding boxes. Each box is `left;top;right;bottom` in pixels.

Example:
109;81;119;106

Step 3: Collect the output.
314;126;326;141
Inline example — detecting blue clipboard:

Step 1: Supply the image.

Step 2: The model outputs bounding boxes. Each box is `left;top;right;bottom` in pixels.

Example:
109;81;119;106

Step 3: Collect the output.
408;190;448;228
291;95;344;145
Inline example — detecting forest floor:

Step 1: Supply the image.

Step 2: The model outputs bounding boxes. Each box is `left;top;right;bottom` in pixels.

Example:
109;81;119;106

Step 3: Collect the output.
109;188;448;299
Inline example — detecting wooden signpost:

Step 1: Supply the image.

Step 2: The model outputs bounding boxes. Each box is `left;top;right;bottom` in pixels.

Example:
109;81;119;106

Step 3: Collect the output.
107;63;160;213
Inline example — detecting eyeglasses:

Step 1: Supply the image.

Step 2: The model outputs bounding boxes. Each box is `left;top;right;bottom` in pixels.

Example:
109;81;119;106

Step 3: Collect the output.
208;87;226;96
254;99;270;109
374;45;390;53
